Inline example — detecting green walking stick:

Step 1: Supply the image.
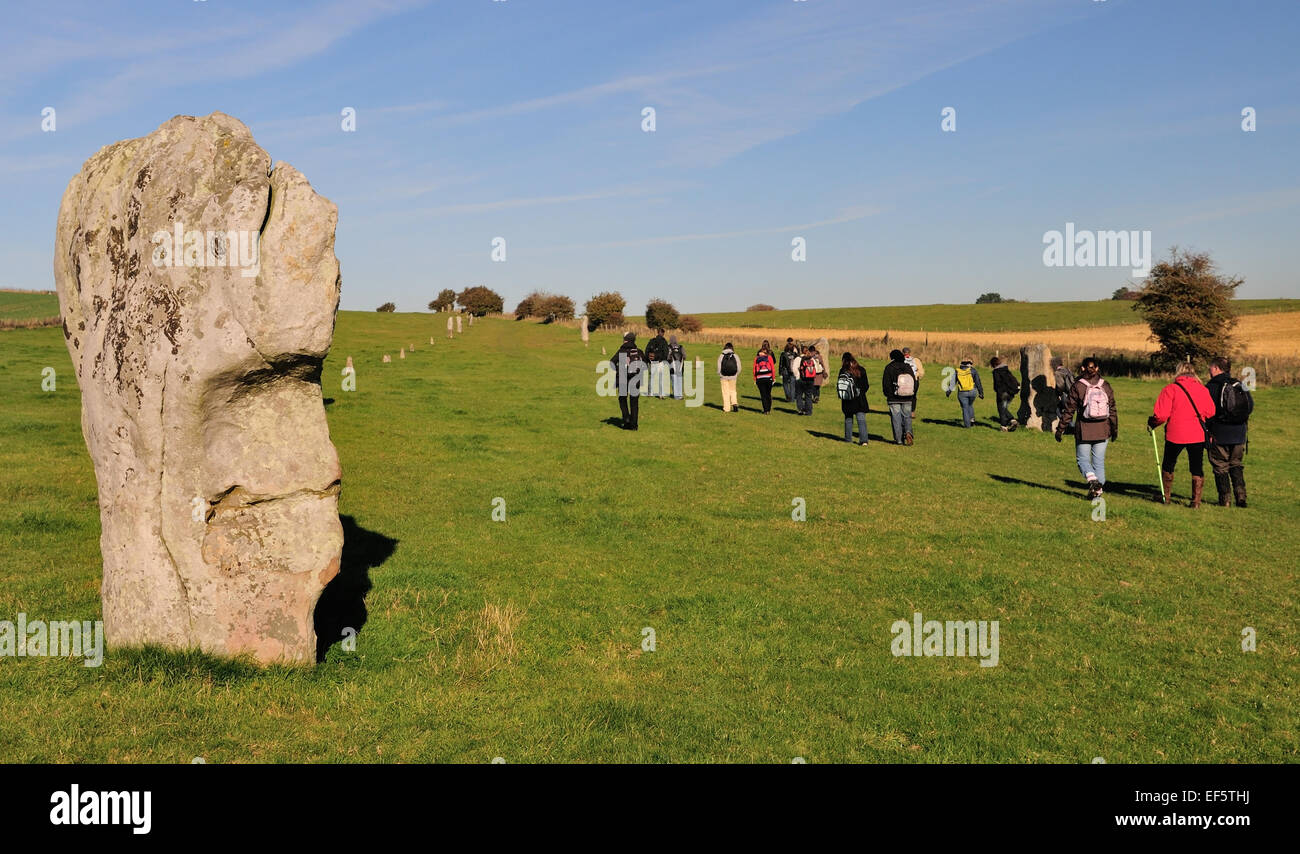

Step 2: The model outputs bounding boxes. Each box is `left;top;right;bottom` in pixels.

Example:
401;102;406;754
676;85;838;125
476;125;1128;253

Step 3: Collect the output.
1150;426;1165;502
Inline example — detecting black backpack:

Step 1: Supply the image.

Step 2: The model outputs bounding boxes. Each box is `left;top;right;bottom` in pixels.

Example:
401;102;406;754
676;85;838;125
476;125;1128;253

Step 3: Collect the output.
720;352;738;377
668;344;684;363
1217;379;1253;424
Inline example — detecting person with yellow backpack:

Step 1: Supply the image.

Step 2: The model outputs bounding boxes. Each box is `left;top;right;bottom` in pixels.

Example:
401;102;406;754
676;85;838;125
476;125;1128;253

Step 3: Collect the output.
945;357;984;428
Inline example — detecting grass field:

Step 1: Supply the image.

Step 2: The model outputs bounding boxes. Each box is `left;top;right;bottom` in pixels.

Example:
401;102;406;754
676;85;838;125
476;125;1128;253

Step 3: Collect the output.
1;312;1296;762
680;299;1300;333
0;290;58;321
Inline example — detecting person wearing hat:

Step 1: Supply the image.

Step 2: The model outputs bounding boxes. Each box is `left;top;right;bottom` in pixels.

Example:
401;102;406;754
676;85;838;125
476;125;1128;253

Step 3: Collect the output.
944;356;984;428
667;335;687;400
610;331;646;429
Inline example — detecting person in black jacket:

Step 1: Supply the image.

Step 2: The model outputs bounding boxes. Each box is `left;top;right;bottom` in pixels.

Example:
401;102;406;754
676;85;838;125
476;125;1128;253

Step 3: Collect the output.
838;352;870;445
645;328;670;399
989;356;1020;431
610;332;646;429
1205;357;1254;506
779;338;797;403
882;349;917;444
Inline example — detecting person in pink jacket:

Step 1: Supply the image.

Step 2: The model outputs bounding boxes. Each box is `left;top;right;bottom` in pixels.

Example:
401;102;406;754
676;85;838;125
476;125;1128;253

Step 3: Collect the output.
1147;363;1217;507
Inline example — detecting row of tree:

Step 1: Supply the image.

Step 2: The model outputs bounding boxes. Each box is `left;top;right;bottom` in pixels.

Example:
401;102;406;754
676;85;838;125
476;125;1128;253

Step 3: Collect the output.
512;292;703;331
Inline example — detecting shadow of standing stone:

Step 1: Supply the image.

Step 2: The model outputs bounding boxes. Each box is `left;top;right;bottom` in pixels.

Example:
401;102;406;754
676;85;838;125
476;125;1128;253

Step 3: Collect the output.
313;515;397;662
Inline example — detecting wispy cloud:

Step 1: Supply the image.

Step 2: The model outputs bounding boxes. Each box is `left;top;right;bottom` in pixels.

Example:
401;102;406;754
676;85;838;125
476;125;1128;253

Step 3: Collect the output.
527;206;883;253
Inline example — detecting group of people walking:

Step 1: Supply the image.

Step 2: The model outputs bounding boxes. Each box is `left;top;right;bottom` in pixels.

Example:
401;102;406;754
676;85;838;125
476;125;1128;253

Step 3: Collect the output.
1051;356;1254;506
612;330;1256;507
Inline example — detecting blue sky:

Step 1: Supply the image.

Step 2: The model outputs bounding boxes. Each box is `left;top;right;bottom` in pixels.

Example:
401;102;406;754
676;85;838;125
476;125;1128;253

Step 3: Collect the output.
2;0;1297;313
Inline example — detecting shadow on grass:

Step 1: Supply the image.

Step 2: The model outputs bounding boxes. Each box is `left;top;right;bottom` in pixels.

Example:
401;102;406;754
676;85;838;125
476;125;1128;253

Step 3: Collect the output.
314;515;398;662
921;417;999;431
805;429;891;444
601;416;626;428
703;402;756;413
990;474;1163;501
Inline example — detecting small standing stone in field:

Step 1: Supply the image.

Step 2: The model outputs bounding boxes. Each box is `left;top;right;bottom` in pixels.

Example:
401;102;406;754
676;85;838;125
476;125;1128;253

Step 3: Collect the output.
447;316;453;338
409;343;415;351
456;314;463;334
345;356;353;370
429;336;435;345
383;354;391;363
602;346;607;356
580;315;589;346
1018;343;1053;431
399;348;405;359
469;314;474;326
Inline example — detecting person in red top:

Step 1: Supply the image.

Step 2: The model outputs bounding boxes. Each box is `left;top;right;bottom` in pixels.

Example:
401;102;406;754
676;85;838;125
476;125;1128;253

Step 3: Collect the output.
1147;363;1217;507
753;340;777;414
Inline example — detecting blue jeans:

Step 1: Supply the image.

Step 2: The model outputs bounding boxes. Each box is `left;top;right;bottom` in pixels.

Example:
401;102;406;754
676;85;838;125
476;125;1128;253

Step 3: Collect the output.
671;367;683;399
996;392;1015;427
796;380;815;415
956;390;977;427
888;403;912;443
782;375;796;403
1075;440;1107;483
844;412;867;443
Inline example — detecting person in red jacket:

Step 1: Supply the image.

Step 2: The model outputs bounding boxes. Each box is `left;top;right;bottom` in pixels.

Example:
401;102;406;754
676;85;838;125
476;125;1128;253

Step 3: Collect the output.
753;340;776;414
1147;363;1217;507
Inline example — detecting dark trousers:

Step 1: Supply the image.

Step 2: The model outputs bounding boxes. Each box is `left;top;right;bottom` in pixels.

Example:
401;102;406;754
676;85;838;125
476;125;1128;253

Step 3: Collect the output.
1208;441;1245;475
618;394;639;428
1162;440;1204;477
996;392;1015;426
796;380;815;415
781;375;795;403
756;378;774;412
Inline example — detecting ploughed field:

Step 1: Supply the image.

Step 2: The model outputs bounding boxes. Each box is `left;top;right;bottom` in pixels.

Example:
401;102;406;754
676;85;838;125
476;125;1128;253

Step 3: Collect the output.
1;310;1296;762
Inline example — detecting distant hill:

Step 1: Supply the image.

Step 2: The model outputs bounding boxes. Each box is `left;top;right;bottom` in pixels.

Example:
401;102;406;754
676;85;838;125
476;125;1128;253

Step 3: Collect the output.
0;290;60;323
676;299;1300;334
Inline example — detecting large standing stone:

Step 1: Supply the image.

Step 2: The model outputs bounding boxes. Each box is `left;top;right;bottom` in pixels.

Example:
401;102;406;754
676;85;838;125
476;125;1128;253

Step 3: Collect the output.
1018;343;1055;431
53;112;343;664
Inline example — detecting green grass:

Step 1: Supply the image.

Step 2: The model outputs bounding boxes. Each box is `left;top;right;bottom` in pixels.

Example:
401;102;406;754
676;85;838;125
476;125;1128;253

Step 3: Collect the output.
0;290;59;321
674;299;1300;332
0;313;1295;762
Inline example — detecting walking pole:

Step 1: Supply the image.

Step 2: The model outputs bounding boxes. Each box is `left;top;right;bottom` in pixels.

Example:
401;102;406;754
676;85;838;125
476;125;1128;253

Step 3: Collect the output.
1150;427;1165;502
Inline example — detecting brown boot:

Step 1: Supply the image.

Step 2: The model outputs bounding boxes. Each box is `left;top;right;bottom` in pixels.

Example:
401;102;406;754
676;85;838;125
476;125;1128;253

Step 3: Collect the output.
1214;473;1232;506
1190;475;1205;508
1161;470;1175;504
1229;468;1247;508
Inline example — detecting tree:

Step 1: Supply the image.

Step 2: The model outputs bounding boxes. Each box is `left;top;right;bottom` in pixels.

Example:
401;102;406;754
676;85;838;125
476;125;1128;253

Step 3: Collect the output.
1134;248;1241;368
376;302;396;312
645;298;680;330
1111;287;1139;301
514;292;539;320
457;285;504;316
537;294;575;323
975;293;1004;304
746;303;776;311
428;289;456;312
678;314;703;333
584;291;626;329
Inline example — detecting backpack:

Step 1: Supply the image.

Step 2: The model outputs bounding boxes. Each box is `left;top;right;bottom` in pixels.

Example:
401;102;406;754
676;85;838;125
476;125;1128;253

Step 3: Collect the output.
955;366;975;392
755;353;774;377
1080;379;1109;420
1217;379;1252;424
800;357;818;380
668;344;684;363
837;373;858;400
895;370;915;397
720;352;738;377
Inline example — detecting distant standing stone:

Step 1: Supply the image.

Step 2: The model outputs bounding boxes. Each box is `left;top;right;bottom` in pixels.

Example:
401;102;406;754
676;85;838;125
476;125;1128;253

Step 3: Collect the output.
447;315;453;338
580;315;589;346
383;354;391;363
400;348;406;359
456;314;463;334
